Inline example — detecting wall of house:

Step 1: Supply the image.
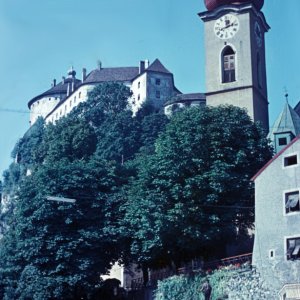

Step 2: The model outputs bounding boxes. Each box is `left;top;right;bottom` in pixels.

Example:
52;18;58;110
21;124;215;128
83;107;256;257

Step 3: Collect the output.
147;73;175;110
131;73;147;114
253;140;300;291
30;95;61;125
45;85;92;124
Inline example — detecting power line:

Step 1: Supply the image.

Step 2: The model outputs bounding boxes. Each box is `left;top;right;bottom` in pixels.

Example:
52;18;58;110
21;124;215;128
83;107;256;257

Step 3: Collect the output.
0;108;29;114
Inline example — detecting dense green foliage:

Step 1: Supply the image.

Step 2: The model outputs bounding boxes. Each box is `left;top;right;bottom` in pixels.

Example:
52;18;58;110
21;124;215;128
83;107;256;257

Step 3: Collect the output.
123;106;272;268
154;265;278;300
0;83;169;299
0;82;272;298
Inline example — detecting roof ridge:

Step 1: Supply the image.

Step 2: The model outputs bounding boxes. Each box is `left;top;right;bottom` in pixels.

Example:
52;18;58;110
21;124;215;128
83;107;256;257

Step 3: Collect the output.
251;135;300;181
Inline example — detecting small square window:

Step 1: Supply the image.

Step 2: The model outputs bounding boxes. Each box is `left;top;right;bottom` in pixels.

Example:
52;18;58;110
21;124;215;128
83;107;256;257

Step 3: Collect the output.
285;191;300;214
279;137;287;146
284;155;298;167
287;237;300;260
156;91;160;99
156;79;161;85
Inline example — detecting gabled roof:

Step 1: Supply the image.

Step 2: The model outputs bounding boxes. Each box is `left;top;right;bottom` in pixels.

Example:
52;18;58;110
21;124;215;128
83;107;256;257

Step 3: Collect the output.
84;67;139;84
145;59;172;74
251;135;300;181
268;102;300;141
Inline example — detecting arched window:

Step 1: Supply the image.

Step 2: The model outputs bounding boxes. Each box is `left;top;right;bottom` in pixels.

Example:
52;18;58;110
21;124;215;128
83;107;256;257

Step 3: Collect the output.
222;46;236;83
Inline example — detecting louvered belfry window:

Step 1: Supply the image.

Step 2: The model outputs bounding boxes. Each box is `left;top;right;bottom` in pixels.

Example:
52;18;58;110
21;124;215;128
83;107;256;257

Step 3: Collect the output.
222;46;236;83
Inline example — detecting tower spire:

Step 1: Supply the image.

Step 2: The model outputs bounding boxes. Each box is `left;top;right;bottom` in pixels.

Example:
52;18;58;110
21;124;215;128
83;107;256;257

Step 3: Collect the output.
284;87;289;103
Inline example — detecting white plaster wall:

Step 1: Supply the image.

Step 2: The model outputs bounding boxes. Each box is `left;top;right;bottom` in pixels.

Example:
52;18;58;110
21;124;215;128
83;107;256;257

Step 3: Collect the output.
253;139;300;291
131;73;147;114
30;95;61;125
45;85;92;124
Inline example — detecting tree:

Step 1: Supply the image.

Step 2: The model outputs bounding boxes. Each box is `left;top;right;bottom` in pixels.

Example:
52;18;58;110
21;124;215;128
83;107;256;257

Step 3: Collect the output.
1;159;121;299
71;82;132;128
123;106;273;269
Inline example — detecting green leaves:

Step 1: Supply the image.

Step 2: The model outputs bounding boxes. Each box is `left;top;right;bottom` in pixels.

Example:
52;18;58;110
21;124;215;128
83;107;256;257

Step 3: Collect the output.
123;106;273;267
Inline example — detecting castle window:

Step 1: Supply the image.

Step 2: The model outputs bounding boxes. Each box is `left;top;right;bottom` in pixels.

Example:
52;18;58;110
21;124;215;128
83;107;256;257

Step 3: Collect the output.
279;137;287;146
286;237;300;260
70;100;72;107
138;82;140;88
156;78;161;85
222;46;236;83
138;94;140;101
284;154;298;167
49;97;51;101
156;91;161;99
79;92;81;98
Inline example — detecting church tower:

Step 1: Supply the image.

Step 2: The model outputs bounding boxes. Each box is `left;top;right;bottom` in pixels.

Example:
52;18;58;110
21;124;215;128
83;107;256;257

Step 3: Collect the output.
199;0;270;131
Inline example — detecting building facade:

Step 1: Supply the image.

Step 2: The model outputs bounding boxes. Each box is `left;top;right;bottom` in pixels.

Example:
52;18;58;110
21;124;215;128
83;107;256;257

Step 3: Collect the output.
28;59;183;126
252;137;300;294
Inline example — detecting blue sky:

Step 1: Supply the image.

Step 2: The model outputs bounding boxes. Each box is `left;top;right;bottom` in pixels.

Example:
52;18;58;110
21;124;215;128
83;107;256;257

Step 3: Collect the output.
0;0;300;178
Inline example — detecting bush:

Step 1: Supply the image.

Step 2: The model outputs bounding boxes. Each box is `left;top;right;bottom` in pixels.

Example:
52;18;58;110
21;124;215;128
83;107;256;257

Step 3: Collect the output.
154;264;277;300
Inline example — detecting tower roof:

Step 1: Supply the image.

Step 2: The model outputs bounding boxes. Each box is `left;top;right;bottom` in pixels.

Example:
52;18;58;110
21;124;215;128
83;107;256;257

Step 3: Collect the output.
268;102;300;142
145;59;172;74
27;78;81;108
204;0;264;11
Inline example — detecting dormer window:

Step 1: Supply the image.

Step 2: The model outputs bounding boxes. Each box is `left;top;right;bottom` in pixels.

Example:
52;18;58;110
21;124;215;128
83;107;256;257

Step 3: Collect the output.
278;137;287;146
222;46;236;83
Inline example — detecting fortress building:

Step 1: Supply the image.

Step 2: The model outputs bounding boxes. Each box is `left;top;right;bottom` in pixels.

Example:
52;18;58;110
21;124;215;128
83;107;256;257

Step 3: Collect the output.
28;59;205;126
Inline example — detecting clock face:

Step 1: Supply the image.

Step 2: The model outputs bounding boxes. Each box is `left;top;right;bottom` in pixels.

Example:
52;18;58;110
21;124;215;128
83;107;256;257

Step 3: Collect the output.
254;22;262;47
214;14;239;39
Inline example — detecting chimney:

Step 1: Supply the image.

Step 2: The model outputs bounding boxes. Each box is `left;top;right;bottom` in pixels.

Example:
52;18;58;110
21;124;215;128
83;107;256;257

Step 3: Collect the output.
145;59;150;69
82;68;87;82
139;60;145;74
67;82;71;96
97;60;102;70
52;79;56;87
